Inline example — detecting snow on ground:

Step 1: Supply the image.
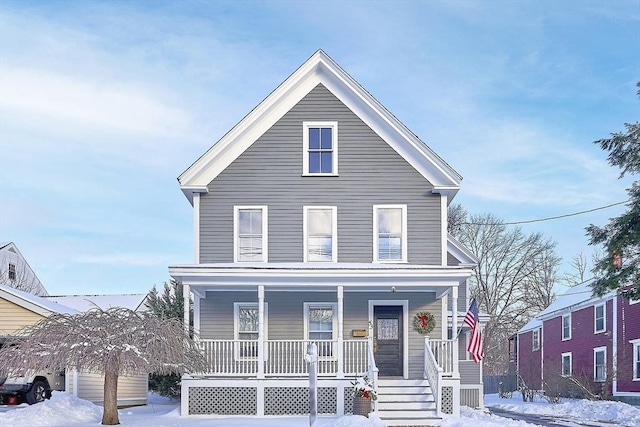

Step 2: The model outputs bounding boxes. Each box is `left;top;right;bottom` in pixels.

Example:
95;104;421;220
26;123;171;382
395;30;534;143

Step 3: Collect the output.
1;392;639;427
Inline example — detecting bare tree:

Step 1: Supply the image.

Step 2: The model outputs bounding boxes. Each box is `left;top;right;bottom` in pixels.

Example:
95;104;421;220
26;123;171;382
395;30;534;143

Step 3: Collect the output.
450;211;559;375
560;253;590;287
0;308;206;425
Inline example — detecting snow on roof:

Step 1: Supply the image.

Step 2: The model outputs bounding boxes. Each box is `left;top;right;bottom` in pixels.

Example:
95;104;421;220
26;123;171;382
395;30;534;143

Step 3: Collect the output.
536;279;614;319
0;283;77;315
45;294;148;312
518;318;542;334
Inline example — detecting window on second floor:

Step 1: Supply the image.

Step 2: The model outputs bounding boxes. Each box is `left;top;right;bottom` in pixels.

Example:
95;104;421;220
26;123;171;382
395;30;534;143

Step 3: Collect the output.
303;122;338;175
562;313;571;340
304;206;337;262
532;328;541;351
594;347;606;382
234;206;268;262
594;303;606;333
373;205;407;263
8;263;16;281
562;352;572;376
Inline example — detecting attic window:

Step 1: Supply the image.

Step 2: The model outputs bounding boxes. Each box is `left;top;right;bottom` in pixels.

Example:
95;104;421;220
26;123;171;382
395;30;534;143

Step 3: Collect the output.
8;263;16;281
303;122;338;175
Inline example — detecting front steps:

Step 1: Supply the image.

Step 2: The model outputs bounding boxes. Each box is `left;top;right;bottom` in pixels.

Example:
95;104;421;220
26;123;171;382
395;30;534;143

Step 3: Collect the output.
375;379;441;426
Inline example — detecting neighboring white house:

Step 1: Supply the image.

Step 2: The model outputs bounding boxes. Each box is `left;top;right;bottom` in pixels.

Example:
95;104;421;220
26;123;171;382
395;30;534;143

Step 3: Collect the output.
0;283;149;407
0;242;47;296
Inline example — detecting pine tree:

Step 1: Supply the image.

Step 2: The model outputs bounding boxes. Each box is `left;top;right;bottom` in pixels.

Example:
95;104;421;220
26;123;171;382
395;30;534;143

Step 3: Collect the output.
586;83;640;300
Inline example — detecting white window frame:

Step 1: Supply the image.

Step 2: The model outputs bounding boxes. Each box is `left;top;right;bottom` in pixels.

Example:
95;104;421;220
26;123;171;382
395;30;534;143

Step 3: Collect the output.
373;204;408;263
233;302;268;360
303;206;337;262
593;346;607;382
562;313;571;341
302;121;338;176
631;338;640;381
303;302;338;360
594;303;606;334
233;206;268;262
561;352;572;377
532;328;541;351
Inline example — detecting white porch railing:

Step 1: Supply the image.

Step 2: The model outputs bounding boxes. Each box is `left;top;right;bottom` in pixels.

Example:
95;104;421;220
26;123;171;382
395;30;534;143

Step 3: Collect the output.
424;336;443;417
427;338;454;376
367;337;379;413
199;339;369;377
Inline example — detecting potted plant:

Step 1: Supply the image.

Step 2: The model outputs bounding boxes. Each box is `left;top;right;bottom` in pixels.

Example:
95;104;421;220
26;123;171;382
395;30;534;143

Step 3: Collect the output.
351;374;377;417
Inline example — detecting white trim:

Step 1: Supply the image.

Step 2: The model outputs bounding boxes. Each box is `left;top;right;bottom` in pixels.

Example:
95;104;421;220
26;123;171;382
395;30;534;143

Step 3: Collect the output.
561;352;572;376
593;346;607;382
233;206;268;263
302;121;338;175
562;313;572;341
233;302;269;361
72;369;79;396
183;284;190;335
631;338;640;381
303;206;337;262
440;194;447;266
193;293;201;338
612;297;618;393
193;192;200;264
373;205;408;263
594;303;606;334
368;299;409;379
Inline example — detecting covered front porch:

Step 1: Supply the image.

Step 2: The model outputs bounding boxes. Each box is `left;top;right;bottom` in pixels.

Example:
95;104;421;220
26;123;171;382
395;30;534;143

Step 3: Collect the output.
171;264;473;419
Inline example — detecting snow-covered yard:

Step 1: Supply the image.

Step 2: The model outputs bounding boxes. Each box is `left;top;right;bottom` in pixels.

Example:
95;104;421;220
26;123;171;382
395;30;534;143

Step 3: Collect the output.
1;392;639;427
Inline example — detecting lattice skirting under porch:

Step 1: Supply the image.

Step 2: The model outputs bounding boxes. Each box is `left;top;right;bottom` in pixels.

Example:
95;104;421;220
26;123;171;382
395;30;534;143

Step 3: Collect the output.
441;386;454;414
188;385;340;416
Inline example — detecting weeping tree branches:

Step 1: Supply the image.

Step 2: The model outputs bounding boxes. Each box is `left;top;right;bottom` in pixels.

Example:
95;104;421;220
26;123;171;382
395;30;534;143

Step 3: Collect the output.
0;307;206;425
451;207;560;374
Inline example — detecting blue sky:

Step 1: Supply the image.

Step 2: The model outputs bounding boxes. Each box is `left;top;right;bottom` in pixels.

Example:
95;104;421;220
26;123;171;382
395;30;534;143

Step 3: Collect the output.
0;0;638;296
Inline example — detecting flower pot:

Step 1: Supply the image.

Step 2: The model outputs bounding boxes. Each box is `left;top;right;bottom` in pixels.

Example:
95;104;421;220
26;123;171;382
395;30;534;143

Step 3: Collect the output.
352;395;371;417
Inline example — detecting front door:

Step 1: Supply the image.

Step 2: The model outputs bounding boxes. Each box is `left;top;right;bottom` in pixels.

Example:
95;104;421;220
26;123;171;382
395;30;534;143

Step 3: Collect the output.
373;305;403;377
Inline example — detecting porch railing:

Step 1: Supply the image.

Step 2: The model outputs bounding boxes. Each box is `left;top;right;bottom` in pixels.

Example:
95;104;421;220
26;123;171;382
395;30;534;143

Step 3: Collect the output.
367;337;379;413
427;338;454;376
199;339;369;377
423;336;443;417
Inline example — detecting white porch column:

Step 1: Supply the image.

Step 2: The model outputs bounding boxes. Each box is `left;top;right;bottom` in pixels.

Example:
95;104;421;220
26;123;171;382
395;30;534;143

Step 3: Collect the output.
183;284;190;335
257;285;265;381
337;285;344;378
452;285;460;377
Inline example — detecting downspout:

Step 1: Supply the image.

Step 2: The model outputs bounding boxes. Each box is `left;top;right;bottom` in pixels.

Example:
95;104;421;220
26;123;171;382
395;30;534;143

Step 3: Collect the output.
612;296;618;395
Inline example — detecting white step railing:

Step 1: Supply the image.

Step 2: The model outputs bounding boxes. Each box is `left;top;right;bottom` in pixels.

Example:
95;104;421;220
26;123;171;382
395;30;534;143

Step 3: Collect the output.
424;337;443;417
367;337;379;413
427;338;454;376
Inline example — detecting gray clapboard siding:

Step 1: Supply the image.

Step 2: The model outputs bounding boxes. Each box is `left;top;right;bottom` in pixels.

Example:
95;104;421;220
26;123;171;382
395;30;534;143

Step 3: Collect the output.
200;84;442;264
460;360;482;385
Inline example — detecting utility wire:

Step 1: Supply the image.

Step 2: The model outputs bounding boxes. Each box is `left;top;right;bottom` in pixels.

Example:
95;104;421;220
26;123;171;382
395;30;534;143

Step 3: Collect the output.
461;200;629;226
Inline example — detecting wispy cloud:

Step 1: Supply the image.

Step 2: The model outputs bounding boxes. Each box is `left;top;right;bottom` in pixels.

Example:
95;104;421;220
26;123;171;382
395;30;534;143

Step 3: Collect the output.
72;253;173;267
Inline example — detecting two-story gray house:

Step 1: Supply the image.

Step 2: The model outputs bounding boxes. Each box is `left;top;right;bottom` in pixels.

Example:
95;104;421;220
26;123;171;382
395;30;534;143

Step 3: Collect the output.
170;50;481;426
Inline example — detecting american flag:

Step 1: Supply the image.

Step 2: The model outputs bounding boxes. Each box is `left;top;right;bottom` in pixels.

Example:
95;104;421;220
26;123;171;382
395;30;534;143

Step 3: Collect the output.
464;298;484;363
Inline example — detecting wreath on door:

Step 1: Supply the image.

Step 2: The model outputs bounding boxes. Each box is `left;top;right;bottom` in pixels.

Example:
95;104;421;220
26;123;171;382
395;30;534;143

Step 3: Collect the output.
413;311;436;335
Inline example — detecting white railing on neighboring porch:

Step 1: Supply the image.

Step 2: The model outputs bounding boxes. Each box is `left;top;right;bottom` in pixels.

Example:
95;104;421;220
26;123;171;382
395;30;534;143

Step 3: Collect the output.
424;337;443;417
427;338;454;376
199;339;369;377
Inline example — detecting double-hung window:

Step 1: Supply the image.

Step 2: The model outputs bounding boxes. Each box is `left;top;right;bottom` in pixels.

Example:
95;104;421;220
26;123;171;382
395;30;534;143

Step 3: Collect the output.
594;347;606;382
562;313;571;340
234;303;267;359
532;328;541;351
304;303;337;359
304;206;337;262
373;205;407;262
234;206;268;262
303;122;338;175
561;352;572;376
632;339;640;380
594;304;605;333
8;263;16;281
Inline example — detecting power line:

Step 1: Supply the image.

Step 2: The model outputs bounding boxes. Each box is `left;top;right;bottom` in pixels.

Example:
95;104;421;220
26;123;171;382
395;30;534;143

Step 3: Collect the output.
461;200;629;226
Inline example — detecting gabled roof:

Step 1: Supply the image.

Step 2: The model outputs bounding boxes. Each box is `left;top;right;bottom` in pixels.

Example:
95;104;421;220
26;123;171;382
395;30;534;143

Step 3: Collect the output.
0;283;77;317
45;294;148;312
534;279;614;321
178;50;462;203
0;242;48;296
447;234;478;267
518;318;542;334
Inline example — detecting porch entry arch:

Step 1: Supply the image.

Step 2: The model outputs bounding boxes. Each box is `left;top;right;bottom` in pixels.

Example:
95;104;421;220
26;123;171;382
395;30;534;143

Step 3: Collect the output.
368;300;409;379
